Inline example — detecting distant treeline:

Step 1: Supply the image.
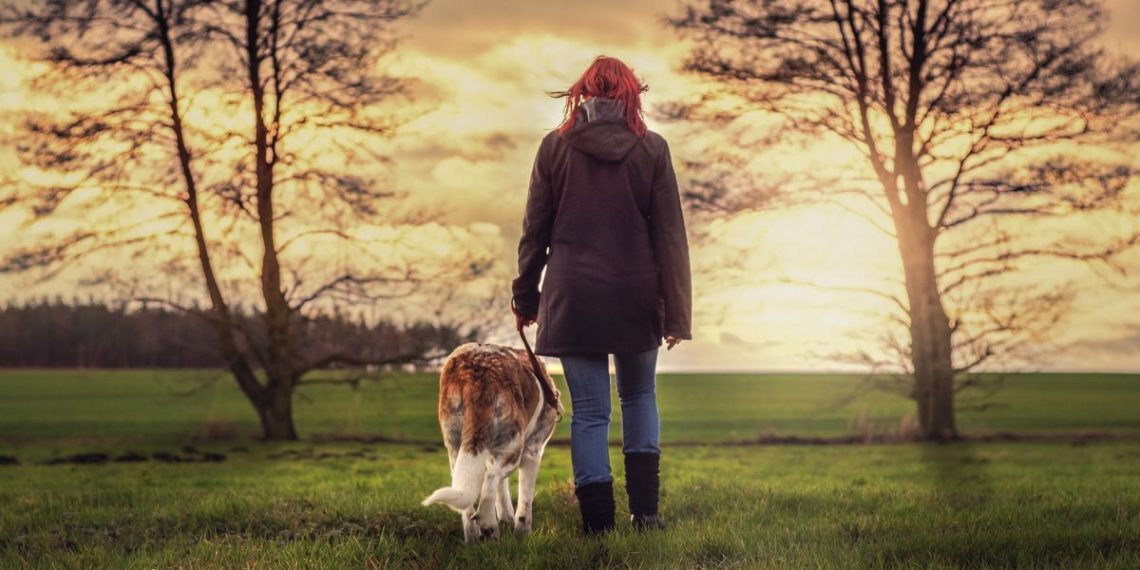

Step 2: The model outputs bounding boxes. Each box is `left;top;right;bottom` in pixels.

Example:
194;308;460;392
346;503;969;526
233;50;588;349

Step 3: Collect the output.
0;298;475;369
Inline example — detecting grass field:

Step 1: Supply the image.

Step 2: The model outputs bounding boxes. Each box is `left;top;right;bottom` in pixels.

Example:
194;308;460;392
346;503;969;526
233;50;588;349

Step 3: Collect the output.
2;370;1139;443
1;370;1139;568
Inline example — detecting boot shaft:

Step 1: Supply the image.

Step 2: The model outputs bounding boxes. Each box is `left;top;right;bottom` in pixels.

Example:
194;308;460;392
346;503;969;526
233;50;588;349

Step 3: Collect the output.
624;451;660;516
574;480;615;535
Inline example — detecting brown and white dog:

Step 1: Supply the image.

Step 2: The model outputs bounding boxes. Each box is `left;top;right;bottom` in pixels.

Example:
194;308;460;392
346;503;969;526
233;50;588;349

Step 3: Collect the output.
421;342;563;542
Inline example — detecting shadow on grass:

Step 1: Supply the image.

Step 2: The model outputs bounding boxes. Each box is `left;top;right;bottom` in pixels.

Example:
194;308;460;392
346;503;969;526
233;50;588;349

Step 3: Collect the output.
920;441;994;512
1;498;458;559
878;442;1106;567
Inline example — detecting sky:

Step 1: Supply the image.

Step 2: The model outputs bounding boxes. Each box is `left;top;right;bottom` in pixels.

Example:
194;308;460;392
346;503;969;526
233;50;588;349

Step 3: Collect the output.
1;0;1138;373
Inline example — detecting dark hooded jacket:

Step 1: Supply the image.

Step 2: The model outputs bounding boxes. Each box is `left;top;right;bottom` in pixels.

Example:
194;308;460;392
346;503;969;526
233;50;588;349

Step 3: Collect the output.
511;96;692;356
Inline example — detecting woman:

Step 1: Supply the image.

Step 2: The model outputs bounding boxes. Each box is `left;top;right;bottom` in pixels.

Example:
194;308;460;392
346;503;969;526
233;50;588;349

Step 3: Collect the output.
510;55;692;536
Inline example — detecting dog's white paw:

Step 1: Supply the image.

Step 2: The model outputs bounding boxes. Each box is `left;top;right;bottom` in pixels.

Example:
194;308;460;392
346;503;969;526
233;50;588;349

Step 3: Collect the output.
479;523;500;540
514;514;533;537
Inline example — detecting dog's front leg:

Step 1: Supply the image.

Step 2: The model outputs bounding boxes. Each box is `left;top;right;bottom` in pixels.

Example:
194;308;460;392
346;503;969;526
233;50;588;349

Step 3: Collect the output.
498;474;515;524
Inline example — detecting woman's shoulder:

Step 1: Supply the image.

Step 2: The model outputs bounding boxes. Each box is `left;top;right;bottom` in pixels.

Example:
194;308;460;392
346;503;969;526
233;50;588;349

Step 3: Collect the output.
539;127;667;143
537;128;565;155
630;130;669;166
537;127;669;163
642;129;668;152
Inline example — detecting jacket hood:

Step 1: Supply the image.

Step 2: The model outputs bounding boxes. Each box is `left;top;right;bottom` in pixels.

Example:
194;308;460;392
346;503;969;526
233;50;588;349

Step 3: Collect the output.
562;96;640;162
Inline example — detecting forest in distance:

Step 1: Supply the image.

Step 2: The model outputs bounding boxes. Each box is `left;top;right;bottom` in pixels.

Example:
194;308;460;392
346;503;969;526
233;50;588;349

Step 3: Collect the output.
0;299;473;369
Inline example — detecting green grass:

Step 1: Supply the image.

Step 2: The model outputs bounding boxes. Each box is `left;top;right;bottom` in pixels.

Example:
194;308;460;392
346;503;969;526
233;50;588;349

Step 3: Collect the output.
1;370;1138;443
1;370;1138;568
2;442;1138;568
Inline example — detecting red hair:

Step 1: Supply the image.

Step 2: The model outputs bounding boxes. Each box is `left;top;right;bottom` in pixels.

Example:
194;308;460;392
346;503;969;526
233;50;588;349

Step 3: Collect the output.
549;55;649;137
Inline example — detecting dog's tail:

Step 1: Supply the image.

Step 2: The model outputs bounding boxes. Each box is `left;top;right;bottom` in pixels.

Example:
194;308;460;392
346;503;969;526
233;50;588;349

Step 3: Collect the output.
421;448;487;513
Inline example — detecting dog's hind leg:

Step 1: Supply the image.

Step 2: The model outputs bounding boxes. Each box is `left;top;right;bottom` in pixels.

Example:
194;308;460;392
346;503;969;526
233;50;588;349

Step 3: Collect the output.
474;458;503;539
423;447;488;545
462;509;484;543
513;446;544;537
495;442;524;525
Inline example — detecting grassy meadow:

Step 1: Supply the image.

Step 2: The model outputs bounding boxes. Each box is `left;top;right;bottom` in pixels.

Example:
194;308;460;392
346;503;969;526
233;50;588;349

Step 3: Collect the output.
1;370;1139;568
2;370;1139;443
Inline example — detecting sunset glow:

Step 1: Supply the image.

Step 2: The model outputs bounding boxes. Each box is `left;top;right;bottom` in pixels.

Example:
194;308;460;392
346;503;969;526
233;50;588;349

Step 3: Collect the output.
1;0;1138;373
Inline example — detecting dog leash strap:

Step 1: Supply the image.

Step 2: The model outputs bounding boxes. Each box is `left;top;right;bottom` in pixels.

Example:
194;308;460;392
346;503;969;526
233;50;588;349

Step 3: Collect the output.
518;323;560;410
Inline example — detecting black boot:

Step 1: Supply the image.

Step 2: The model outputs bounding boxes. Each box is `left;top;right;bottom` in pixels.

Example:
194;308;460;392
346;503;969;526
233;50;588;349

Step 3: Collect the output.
624;452;666;530
574;480;615;536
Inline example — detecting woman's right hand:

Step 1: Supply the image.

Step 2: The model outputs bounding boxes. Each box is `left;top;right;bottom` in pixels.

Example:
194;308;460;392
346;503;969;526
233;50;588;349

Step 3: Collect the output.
665;335;683;350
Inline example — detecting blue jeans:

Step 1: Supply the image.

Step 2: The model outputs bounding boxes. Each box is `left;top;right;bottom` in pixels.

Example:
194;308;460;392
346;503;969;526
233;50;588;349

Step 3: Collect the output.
560;347;661;487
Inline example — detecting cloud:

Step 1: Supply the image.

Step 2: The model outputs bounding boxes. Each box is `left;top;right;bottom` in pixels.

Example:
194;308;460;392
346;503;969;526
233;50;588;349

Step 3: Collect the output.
1065;324;1140;359
383;29;693;235
3;2;1140;372
719;331;774;350
401;0;680;59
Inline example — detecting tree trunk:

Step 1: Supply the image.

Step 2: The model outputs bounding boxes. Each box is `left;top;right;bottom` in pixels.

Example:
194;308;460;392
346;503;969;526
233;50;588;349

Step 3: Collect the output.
256;378;298;440
888;109;958;442
245;0;298;441
896;218;958;441
156;1;271;433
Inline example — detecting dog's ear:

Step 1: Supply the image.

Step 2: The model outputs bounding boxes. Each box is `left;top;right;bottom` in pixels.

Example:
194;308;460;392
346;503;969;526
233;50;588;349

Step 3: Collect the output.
539;365;564;422
512;347;563;418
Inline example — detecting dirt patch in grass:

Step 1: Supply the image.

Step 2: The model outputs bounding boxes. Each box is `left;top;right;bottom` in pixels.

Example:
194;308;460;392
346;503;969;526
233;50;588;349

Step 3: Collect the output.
310;431;1140;447
267;448;378;461
6;432;1138;468
30;449;227;466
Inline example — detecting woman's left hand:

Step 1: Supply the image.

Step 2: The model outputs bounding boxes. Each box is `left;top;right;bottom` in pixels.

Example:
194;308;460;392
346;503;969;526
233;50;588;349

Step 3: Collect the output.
511;301;536;329
515;312;536;330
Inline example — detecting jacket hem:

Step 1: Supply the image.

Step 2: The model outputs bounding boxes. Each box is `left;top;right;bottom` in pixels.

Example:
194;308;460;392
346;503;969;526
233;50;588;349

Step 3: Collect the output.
535;340;663;358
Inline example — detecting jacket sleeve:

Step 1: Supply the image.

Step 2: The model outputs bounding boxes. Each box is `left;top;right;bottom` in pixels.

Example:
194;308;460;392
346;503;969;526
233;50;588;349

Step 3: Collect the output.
511;136;556;318
648;138;692;339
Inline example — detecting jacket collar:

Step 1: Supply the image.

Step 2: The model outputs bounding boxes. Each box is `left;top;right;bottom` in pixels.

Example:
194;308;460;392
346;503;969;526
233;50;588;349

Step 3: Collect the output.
577;96;626;124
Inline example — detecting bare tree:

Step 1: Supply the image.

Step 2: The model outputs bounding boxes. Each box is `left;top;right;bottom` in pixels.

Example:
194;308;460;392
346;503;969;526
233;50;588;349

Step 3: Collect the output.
0;0;492;440
667;0;1140;440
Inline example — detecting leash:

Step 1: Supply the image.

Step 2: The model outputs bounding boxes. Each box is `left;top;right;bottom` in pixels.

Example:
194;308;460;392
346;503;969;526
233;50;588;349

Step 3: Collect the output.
517;322;561;412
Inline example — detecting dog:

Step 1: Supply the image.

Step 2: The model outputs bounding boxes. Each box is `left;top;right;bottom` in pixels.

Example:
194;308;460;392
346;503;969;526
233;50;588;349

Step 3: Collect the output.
421;342;563;542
